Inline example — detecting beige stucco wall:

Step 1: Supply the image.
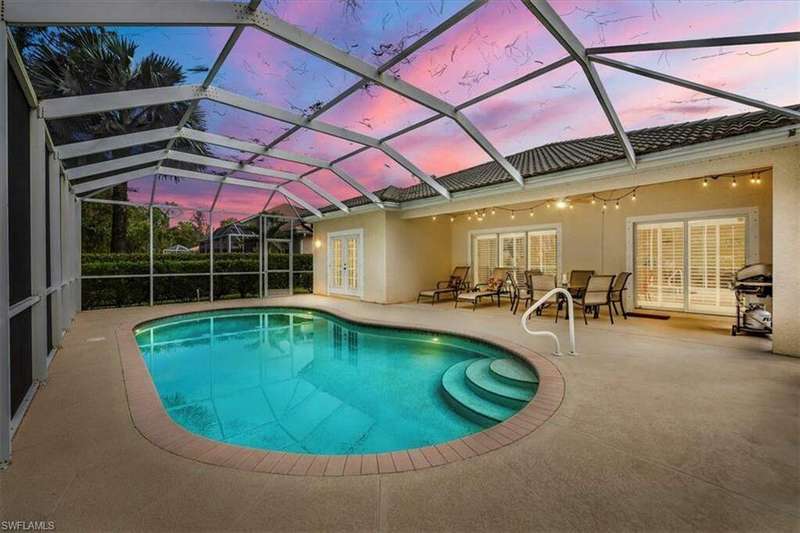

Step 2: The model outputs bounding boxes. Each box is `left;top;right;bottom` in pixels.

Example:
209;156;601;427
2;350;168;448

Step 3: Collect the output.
312;210;386;303
312;210;452;304
312;143;798;355
384;211;452;303
449;175;773;284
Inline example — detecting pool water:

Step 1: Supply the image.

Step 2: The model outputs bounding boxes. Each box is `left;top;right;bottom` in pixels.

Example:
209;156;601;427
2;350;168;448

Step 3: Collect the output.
134;307;519;454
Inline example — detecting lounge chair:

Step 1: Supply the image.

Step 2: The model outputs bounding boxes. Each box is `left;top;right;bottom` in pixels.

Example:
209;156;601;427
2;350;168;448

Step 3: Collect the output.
417;266;470;304
528;274;558;319
511;270;548;314
455;268;511;311
610;271;632;319
573;274;616;325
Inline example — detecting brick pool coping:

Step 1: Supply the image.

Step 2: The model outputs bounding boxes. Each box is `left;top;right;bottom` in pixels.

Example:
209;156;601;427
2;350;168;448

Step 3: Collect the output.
115;301;565;476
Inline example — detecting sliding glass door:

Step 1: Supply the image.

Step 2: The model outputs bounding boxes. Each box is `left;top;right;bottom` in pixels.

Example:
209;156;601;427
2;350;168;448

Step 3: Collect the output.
634;215;747;315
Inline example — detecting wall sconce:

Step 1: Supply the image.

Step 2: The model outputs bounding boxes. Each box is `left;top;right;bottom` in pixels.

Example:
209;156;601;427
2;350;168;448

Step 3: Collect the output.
314;239;322;249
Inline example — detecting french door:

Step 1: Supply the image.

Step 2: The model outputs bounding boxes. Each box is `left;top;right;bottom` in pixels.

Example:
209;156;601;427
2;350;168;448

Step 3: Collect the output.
327;230;363;297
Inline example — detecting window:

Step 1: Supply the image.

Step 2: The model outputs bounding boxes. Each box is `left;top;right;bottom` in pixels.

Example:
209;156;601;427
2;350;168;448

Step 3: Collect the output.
528;230;558;276
634;215;747;315
471;227;559;285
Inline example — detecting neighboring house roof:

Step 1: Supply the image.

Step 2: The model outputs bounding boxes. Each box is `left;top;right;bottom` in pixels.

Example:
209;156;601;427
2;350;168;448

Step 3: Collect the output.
210;222;258;238
309;105;798;215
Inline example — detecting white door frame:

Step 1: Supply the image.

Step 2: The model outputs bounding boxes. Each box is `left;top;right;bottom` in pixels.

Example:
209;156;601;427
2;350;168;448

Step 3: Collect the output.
327;228;364;298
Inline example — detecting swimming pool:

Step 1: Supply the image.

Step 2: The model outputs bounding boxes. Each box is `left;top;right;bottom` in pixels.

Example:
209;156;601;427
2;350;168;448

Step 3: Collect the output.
134;307;538;455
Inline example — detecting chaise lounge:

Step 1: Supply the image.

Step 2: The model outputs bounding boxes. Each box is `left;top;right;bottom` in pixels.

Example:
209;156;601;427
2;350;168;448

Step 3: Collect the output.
417;266;470;304
455;268;511;311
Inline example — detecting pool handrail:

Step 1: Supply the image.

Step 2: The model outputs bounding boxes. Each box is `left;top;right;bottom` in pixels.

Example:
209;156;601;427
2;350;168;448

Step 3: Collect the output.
520;288;577;356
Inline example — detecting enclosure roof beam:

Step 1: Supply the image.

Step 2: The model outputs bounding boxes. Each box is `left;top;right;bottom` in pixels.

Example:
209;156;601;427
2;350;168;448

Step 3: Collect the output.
590;56;800;120
41;84;449;200
157;166;277;191
586;32;800;55
65;149;168;180
56;126;180;160
296;179;349;213
275;187;323;218
328;167;384;207
72;166;159;194
12;1;517;187
179;128;331;168
521;0;636;169
165;150;300;181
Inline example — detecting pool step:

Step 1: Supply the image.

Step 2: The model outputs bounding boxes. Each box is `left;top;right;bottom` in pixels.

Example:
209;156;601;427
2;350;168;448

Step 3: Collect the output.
465;359;536;408
441;359;516;425
489;358;539;386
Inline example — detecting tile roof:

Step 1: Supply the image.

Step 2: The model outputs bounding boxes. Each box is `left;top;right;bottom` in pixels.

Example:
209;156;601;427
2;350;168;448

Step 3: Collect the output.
294;105;799;215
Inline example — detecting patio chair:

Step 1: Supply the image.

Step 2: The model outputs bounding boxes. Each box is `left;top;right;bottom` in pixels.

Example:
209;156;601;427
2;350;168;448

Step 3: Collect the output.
528;274;558;319
417;266;470;304
573;274;617;325
455;268;511;311
567;270;595;298
610;271;632;319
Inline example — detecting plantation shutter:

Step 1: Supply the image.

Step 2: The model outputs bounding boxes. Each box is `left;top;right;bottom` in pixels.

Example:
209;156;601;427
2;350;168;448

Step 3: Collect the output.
500;232;526;283
688;217;745;314
474;235;498;284
635;222;685;310
527;230;558;276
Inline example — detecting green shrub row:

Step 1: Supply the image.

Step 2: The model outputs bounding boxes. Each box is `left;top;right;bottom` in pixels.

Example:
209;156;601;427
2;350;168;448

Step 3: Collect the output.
81;253;313;309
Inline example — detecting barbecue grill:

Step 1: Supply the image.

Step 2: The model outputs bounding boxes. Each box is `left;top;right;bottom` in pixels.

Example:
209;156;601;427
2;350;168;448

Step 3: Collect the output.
730;263;772;336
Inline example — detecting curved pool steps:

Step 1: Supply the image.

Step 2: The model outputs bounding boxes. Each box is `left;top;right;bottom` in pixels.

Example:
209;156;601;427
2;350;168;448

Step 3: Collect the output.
441;359;515;425
489;358;539;386
465;358;536;408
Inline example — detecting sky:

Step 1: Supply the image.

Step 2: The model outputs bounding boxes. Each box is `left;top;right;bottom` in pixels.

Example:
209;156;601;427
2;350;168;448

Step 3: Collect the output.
72;0;800;222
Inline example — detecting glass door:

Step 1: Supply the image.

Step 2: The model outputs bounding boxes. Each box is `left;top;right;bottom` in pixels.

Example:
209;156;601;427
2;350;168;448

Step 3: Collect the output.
328;230;362;297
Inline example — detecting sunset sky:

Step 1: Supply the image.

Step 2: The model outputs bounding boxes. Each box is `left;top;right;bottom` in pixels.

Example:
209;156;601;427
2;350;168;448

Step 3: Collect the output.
71;0;799;223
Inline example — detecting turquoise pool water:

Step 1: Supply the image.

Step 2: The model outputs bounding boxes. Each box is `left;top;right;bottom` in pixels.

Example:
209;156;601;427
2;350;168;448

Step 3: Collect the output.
134;307;518;454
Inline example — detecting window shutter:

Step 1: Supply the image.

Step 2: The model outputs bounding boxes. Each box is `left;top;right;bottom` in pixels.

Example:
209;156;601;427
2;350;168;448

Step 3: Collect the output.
635;222;685;310
688;217;745;314
500;232;526;283
474;236;498;284
527;230;558;276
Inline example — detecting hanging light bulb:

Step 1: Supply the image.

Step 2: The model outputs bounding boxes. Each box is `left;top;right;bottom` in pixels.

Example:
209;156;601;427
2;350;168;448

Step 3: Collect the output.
473;210;479;216
491;208;496;215
591;197;597;205
569;204;574;210
602;202;607;211
510;212;516;219
703;177;709;187
631;191;637;201
731;177;737;188
749;173;756;184
546;201;551;209
467;215;472;221
756;174;762;184
555;198;568;209
449;216;455;223
529;208;534;217
432;216;437;221
615;201;620;209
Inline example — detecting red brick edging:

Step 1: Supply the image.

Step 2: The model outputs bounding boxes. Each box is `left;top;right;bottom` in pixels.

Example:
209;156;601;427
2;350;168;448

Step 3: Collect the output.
115;302;564;476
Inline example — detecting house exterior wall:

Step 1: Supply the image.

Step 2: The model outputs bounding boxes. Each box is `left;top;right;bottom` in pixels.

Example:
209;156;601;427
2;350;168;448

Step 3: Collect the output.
312;143;798;355
448;175;773;284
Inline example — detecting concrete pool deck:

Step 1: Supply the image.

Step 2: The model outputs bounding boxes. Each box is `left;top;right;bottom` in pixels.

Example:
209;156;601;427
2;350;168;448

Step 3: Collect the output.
1;295;798;531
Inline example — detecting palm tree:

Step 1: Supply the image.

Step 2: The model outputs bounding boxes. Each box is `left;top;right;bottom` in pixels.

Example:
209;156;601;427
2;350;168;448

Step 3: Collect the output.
20;27;207;252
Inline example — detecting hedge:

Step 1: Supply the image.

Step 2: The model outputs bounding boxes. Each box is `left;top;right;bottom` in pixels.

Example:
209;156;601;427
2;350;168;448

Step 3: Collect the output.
81;253;313;309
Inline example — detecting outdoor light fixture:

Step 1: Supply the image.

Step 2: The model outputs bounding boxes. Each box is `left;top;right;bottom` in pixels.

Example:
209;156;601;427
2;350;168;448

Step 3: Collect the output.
432;216;437;221
491;208;496;215
602;202;607;210
529;209;534;217
756;175;762;184
731;177;737;188
591;198;596;205
555;199;568;209
467;215;472;221
314;239;322;249
631;191;637;201
703;177;709;187
510;212;516;219
615;201;620;209
546;202;551;208
569;204;574;209
450;216;455;223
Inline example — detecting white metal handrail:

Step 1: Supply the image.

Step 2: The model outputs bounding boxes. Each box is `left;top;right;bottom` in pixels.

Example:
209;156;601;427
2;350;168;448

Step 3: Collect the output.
520;288;577;356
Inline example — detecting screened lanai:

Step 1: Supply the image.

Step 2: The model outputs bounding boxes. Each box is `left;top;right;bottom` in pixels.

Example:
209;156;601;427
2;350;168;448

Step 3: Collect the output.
1;0;799;472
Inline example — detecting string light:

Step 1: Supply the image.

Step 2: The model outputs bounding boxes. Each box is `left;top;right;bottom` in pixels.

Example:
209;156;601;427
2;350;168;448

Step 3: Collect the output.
602;202;607;210
467;215;472;221
756;174;762;184
510;212;516;219
615;201;620;209
491;208;496;215
473;210;479;216
529;208;534;217
432;216;437;221
749;173;756;184
569;204;574;209
703;177;709;187
555;199;568;209
631;191;637;201
449;216;455;223
591;198;596;205
546;202;551;208
731;177;737;188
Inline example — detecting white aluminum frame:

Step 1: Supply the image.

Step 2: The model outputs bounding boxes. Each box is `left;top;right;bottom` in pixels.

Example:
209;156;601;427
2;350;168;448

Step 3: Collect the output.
0;20;10;469
14;1;796;217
